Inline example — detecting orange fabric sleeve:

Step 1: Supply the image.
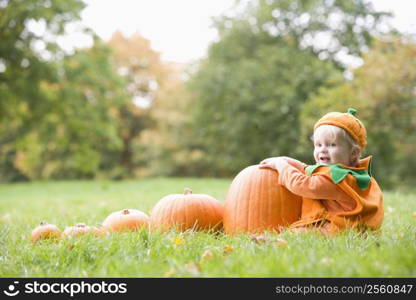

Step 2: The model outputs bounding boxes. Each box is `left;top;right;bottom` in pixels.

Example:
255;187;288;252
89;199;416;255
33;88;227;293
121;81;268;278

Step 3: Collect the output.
277;162;356;211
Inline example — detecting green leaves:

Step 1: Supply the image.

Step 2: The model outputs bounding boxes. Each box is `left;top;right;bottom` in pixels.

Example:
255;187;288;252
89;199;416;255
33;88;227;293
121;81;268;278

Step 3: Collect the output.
0;0;89;180
0;0;129;180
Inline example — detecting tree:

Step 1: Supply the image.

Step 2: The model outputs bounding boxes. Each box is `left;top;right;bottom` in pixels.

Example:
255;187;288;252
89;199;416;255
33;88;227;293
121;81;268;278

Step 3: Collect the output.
252;0;393;67
141;61;195;176
0;1;131;181
0;0;88;180
3;41;128;180
107;31;185;177
0;0;88;126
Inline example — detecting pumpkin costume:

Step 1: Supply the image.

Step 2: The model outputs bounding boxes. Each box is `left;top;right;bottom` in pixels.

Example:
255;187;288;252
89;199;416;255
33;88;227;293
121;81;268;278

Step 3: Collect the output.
276;156;384;234
274;108;384;234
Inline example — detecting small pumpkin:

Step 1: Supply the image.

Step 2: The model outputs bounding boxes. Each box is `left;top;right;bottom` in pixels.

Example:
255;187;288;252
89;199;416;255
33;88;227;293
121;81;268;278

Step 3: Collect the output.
102;209;150;232
63;223;98;238
31;221;62;243
223;165;302;234
151;188;223;232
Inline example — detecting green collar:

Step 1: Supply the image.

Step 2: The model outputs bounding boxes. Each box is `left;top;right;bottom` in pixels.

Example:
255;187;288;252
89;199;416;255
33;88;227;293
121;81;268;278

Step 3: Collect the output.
305;164;371;190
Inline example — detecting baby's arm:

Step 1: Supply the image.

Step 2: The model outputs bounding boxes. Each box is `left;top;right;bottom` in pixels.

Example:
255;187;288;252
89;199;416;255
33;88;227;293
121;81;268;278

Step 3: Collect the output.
279;156;307;171
260;156;306;172
261;158;347;201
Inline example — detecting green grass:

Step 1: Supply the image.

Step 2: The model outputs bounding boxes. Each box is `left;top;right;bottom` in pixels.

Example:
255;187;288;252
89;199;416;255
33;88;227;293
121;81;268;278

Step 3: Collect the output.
0;178;415;277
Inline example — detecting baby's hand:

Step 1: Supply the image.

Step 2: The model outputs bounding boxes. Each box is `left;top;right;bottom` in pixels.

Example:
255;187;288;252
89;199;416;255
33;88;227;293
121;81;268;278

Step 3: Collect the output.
259;157;287;171
278;156;307;170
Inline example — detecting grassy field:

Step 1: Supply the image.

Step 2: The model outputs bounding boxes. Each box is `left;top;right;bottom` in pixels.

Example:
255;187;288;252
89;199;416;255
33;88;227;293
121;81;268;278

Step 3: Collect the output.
0;178;415;277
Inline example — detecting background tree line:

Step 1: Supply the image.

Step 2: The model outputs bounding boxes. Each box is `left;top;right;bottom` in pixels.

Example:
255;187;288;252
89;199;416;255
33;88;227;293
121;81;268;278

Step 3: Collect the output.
1;0;415;187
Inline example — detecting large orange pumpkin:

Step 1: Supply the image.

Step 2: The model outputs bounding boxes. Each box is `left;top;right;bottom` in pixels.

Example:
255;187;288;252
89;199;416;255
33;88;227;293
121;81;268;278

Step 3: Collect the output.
223;165;302;234
151;188;223;232
102;209;150;232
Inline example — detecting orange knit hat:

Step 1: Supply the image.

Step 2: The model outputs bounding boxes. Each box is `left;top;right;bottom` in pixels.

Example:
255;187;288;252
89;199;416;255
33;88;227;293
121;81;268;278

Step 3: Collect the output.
314;108;367;150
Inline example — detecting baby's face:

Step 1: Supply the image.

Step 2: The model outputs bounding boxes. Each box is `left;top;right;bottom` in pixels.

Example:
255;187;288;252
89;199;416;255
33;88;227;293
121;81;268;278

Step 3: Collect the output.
313;131;352;166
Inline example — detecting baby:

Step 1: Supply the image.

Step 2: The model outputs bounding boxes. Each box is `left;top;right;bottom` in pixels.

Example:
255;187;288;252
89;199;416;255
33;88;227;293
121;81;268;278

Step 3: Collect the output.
260;108;384;234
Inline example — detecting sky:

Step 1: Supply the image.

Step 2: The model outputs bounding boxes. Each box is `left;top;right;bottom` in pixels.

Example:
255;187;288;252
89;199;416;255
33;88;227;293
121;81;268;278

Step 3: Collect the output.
64;0;416;64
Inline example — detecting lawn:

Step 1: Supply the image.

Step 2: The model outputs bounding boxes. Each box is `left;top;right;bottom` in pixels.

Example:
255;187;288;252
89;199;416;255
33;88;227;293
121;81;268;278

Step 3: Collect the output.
0;178;415;277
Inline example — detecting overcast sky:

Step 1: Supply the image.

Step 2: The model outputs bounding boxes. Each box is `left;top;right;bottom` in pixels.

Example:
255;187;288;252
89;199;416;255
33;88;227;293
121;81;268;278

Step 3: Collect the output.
65;0;416;63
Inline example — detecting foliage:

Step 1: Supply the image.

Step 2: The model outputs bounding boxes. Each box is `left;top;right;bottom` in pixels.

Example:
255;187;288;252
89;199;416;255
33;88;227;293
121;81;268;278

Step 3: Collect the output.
0;0;88;180
185;0;392;176
106;32;189;178
0;179;415;277
0;1;187;181
252;0;393;66
0;40;127;180
106;32;163;177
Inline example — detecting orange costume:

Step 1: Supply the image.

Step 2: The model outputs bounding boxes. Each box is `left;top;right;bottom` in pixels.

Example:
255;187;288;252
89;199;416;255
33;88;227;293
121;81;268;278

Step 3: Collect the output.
274;108;384;234
276;157;384;234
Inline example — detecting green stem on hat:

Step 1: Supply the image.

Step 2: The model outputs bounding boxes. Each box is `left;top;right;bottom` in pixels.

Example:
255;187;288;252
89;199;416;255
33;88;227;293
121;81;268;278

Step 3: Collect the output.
347;108;357;116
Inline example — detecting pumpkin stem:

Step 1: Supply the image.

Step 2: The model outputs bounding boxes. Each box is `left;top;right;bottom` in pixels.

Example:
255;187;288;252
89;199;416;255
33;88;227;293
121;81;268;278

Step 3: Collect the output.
40;221;47;226
76;223;86;227
122;209;130;215
184;188;193;195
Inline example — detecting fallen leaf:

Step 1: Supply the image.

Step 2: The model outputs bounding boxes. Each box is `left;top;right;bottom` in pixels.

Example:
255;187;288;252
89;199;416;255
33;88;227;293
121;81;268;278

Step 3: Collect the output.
275;239;288;248
163;268;176;277
172;236;186;246
320;257;333;264
184;262;201;276
223;245;233;254
201;250;214;260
